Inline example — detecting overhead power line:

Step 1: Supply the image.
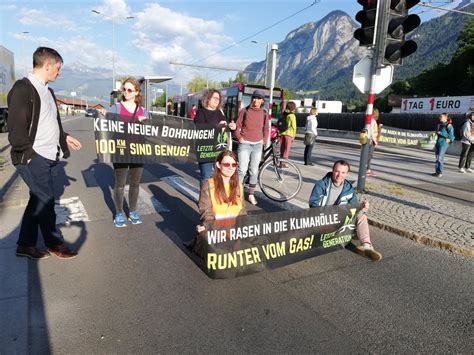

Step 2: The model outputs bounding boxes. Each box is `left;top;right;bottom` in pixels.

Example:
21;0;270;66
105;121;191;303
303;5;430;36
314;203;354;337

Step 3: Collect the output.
190;0;321;65
419;2;474;16
170;61;264;74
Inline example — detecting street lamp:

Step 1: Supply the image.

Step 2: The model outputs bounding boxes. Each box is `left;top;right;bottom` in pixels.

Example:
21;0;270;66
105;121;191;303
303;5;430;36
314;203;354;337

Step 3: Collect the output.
91;10;134;91
251;40;269;85
20;31;29;76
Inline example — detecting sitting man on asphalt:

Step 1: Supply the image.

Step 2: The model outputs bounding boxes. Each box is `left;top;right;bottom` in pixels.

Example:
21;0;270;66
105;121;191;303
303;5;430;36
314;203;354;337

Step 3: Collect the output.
309;159;382;261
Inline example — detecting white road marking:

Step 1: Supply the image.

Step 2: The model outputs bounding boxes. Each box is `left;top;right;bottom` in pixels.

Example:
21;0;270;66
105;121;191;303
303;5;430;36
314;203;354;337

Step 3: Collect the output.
161;175;199;202
161;174;308;211
55;197;89;225
124;185;170;213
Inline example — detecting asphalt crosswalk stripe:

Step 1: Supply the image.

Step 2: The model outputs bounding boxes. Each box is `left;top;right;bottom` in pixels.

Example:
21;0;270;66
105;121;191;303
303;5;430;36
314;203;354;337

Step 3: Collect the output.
161;174;308;211
161;175;200;202
55;197;89;225
54;185;169;225
124;185;170;213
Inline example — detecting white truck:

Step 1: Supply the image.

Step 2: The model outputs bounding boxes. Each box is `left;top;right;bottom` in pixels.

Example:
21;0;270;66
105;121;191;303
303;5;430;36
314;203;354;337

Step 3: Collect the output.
0;46;15;133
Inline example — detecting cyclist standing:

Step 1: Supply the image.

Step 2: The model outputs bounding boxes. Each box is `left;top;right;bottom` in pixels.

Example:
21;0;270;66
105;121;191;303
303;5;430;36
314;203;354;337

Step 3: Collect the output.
234;89;269;205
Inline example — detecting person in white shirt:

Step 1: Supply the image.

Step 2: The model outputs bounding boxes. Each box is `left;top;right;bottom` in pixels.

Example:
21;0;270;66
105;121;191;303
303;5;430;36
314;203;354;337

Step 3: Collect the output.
8;47;81;260
303;107;318;166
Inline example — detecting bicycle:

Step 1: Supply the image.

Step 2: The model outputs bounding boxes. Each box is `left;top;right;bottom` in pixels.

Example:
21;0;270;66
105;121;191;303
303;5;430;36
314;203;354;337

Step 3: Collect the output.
257;130;302;202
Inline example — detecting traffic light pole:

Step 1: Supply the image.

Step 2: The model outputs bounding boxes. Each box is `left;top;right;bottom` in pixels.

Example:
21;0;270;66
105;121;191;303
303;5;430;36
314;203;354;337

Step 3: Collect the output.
356;69;376;193
266;44;278;148
356;0;389;192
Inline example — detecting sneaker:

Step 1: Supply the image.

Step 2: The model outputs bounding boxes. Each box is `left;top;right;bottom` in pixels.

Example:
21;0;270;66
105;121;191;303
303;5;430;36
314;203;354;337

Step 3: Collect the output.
459;168;466;173
16;246;50;260
248;194;257;205
128;210;142;225
466;168;473;173
431;172;442;177
48;243;78;259
114;213;127;227
358;243;383;261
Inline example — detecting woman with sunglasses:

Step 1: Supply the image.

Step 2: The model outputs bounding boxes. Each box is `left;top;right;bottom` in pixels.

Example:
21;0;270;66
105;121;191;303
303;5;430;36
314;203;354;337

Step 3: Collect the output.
187;150;246;255
194;89;236;188
107;77;148;227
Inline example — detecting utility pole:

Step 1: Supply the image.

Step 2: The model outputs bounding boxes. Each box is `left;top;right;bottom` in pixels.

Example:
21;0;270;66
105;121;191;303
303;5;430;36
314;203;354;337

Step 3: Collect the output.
353;0;421;192
266;44;278;147
356;0;387;192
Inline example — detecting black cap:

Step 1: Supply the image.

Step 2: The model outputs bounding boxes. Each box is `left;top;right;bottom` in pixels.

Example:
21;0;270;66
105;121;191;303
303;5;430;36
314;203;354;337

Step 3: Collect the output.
252;89;265;99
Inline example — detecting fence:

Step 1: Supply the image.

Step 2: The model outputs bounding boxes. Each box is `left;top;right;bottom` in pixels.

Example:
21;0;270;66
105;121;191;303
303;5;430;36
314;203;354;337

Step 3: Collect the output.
295;113;466;139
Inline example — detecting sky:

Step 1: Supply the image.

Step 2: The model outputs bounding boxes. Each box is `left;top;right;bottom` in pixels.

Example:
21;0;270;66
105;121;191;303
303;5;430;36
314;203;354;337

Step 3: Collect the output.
0;0;463;93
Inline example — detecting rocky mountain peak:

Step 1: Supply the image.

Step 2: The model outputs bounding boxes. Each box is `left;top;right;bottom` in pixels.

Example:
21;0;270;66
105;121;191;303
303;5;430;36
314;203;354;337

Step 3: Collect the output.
246;10;366;91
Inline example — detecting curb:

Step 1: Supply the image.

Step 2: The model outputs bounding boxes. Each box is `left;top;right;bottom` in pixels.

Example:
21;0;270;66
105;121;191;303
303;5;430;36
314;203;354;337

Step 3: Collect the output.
0;197;29;209
368;216;474;258
0;142;10;153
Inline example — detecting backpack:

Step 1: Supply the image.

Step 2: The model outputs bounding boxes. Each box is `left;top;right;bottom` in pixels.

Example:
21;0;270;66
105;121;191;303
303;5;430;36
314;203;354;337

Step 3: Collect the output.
276;111;289;133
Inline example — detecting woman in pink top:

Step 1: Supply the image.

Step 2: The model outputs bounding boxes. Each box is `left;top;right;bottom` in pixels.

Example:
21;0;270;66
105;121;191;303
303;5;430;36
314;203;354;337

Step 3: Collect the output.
107;77;149;227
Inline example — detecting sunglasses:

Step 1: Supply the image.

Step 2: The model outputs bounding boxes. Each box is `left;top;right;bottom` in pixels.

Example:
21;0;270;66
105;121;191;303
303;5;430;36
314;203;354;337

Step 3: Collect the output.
122;88;136;93
221;162;237;168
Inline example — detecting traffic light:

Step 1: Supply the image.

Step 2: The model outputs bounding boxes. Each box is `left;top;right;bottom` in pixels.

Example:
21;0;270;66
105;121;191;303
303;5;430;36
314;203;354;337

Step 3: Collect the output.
354;0;378;47
382;0;421;65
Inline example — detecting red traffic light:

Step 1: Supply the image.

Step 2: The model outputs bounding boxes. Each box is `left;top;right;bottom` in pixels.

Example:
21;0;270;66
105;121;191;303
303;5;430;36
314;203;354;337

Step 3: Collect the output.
358;0;378;9
354;0;378;47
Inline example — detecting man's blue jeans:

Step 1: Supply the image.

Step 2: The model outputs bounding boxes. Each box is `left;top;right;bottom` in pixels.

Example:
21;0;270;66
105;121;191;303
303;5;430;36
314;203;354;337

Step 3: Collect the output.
435;144;449;174
15;154;64;247
237;142;263;185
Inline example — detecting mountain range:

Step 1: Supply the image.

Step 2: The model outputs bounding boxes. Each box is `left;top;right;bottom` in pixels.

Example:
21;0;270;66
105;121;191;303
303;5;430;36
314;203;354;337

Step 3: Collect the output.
245;1;473;100
50;62;113;105
28;2;473;105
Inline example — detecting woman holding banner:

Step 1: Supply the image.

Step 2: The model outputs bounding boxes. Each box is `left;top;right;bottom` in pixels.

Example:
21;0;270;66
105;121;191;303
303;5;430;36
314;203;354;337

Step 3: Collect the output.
107;77;149;227
194;89;235;187
186;151;246;256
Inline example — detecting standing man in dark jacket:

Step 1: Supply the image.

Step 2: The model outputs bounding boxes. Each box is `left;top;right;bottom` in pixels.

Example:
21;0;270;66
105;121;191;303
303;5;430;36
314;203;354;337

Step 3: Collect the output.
8;47;82;260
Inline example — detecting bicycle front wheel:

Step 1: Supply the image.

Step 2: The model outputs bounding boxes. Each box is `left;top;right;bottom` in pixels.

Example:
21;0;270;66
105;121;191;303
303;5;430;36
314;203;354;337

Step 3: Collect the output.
258;158;302;202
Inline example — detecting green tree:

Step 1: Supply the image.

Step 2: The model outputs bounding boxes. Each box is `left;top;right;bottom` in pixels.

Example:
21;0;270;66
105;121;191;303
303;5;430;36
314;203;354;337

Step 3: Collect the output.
282;87;292;101
406;18;474;96
154;94;166;108
219;71;249;87
187;76;218;92
234;72;248;84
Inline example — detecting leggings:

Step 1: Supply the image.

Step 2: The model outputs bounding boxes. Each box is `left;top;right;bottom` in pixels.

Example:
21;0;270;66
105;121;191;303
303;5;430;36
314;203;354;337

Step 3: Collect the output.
113;163;144;213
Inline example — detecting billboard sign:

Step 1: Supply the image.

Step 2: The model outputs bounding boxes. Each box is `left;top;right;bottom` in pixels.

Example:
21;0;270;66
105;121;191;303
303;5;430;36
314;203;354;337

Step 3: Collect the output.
401;96;474;114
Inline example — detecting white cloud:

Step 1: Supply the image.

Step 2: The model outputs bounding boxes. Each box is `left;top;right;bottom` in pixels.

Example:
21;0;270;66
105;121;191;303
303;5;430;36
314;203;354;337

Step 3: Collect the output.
18;8;76;31
13;33;137;75
93;0;132;21
126;2;251;83
132;4;233;63
0;4;16;11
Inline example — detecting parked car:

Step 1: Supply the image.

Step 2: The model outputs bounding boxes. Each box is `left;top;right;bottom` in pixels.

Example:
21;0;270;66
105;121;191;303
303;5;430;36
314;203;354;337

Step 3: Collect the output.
85;108;98;118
